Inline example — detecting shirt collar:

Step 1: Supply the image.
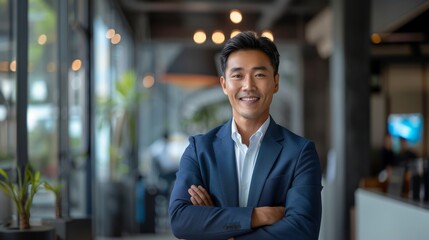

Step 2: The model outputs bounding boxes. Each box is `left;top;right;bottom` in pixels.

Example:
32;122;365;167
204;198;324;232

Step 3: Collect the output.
231;117;271;144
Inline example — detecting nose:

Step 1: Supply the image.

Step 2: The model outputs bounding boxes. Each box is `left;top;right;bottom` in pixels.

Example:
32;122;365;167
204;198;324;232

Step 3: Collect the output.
242;74;255;90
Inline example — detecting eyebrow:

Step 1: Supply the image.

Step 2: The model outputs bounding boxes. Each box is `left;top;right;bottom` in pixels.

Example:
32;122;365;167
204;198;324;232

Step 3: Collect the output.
229;66;269;73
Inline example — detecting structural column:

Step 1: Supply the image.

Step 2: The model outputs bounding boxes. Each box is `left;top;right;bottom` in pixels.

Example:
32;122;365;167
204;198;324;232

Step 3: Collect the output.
326;0;371;239
16;0;28;169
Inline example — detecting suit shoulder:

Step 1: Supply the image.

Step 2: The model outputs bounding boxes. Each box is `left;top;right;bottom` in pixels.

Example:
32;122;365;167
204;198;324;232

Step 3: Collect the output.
278;125;313;147
190;124;225;143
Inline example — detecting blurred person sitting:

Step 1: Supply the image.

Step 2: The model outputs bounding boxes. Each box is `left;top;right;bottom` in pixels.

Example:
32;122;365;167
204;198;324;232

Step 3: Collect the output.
377;136;418;197
368;133;395;192
396;137;418;166
380;133;396;171
396;137;418;197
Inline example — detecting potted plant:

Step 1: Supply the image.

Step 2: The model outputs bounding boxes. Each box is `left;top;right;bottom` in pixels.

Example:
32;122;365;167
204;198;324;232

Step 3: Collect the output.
0;164;55;239
98;70;145;181
43;181;92;240
96;70;145;236
43;182;62;219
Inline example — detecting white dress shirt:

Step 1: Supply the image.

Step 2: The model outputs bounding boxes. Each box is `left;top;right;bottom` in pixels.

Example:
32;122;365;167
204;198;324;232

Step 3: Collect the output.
231;117;270;207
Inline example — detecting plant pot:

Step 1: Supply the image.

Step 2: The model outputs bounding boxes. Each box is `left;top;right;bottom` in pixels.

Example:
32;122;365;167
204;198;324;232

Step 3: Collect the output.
97;181;124;237
0;224;55;240
0;191;12;225
43;218;92;240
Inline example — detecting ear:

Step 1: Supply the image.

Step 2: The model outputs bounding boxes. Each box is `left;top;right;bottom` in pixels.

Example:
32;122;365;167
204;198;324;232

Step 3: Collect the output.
220;76;228;95
274;74;280;93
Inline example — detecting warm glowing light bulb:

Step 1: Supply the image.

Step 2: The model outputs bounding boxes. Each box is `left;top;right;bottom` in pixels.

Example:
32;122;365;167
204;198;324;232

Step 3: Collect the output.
10;60;16;72
230;10;242;24
212;31;225;44
71;59;82;71
230;30;241;38
371;33;382;44
262;31;274;41
38;34;47;45
193;31;207;44
142;74;155;88
111;34;121;44
106;29;116;39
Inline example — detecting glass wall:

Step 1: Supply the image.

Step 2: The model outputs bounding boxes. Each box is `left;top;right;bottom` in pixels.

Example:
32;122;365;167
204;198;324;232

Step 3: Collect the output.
0;0;17;224
0;0;16;167
0;0;90;223
27;0;91;220
27;0;59;181
93;0;138;236
66;0;90;218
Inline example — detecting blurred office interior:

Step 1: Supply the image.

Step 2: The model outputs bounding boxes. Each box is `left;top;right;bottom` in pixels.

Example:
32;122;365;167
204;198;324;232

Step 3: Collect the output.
1;0;429;239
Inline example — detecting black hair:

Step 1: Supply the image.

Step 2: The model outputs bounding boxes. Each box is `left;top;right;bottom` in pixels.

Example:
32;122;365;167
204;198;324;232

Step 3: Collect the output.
219;31;280;76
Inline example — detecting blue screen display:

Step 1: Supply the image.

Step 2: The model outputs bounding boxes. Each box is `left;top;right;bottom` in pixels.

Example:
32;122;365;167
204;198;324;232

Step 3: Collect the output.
387;113;423;144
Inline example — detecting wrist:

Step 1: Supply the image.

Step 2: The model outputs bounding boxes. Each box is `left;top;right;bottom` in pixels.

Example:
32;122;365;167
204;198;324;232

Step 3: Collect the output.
251;207;264;228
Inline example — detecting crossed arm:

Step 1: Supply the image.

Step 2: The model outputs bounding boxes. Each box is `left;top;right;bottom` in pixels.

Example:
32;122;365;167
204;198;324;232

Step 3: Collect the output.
188;185;285;229
169;138;322;240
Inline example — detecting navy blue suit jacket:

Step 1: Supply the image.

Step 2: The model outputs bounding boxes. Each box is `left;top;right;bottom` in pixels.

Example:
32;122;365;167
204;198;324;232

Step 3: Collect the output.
169;118;322;240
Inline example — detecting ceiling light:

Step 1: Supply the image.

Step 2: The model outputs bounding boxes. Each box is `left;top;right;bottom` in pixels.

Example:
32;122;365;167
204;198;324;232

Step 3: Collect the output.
142;74;155;88
193;31;207;44
38;34;47;45
230;30;241;39
371;33;382;44
163;47;220;89
230;9;242;24
262;31;274;41
212;31;225;44
71;59;82;71
106;28;115;39
9;60;16;72
111;33;121;44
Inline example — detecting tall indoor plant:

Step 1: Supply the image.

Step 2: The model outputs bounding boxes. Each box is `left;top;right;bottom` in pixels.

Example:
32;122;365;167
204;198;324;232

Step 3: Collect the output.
0;164;43;230
98;70;144;181
43;182;62;219
97;70;145;236
43;181;92;240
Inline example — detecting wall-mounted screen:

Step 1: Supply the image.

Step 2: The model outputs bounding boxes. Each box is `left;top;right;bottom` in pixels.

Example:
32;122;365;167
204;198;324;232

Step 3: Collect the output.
387;113;423;144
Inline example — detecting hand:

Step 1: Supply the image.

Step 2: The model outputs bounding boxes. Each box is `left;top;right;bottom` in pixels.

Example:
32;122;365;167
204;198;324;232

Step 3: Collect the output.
188;185;214;206
251;206;285;228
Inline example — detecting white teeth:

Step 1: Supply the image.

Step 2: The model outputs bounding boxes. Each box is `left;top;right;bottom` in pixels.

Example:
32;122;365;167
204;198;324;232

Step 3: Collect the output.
241;97;258;101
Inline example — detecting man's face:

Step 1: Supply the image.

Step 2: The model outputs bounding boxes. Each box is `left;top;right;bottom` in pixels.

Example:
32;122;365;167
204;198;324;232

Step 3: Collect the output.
220;49;279;123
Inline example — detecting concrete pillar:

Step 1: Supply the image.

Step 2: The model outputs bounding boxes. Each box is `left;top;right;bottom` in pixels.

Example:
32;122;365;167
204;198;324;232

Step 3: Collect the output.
326;0;371;239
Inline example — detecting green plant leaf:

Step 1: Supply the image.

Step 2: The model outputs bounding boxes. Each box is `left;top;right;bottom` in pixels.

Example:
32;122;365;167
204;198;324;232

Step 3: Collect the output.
0;168;9;180
0;181;13;197
34;171;40;184
116;71;136;98
44;181;61;196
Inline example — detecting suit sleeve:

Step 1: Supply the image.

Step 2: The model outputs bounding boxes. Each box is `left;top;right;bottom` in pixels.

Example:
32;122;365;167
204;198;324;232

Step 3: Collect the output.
169;137;254;240
235;141;323;240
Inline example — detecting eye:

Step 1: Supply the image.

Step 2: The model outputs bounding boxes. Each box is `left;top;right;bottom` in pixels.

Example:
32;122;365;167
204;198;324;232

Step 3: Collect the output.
255;73;266;78
231;74;242;79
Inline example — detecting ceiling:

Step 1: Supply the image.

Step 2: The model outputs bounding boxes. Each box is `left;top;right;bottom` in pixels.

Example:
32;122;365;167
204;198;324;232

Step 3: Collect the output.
116;0;329;43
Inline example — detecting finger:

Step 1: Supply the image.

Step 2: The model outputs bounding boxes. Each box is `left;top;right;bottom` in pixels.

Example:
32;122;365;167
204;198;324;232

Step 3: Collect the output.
188;188;204;205
190;185;208;205
192;185;212;206
197;185;214;205
190;196;199;205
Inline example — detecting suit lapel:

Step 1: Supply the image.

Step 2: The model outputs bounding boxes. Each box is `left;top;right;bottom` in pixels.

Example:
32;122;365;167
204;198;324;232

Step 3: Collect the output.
214;120;239;206
247;120;283;207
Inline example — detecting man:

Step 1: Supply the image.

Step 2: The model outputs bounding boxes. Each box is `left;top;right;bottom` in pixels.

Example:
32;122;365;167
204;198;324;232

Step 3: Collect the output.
169;31;322;240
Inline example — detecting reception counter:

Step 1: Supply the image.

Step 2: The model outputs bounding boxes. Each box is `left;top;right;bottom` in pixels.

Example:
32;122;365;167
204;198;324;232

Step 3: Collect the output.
355;188;429;240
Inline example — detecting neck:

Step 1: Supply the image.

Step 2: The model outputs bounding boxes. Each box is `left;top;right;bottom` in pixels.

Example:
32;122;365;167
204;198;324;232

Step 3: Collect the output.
234;115;269;145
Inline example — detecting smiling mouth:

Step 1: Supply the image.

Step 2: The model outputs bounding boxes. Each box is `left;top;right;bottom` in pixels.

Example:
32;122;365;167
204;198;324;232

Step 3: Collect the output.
240;97;260;101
